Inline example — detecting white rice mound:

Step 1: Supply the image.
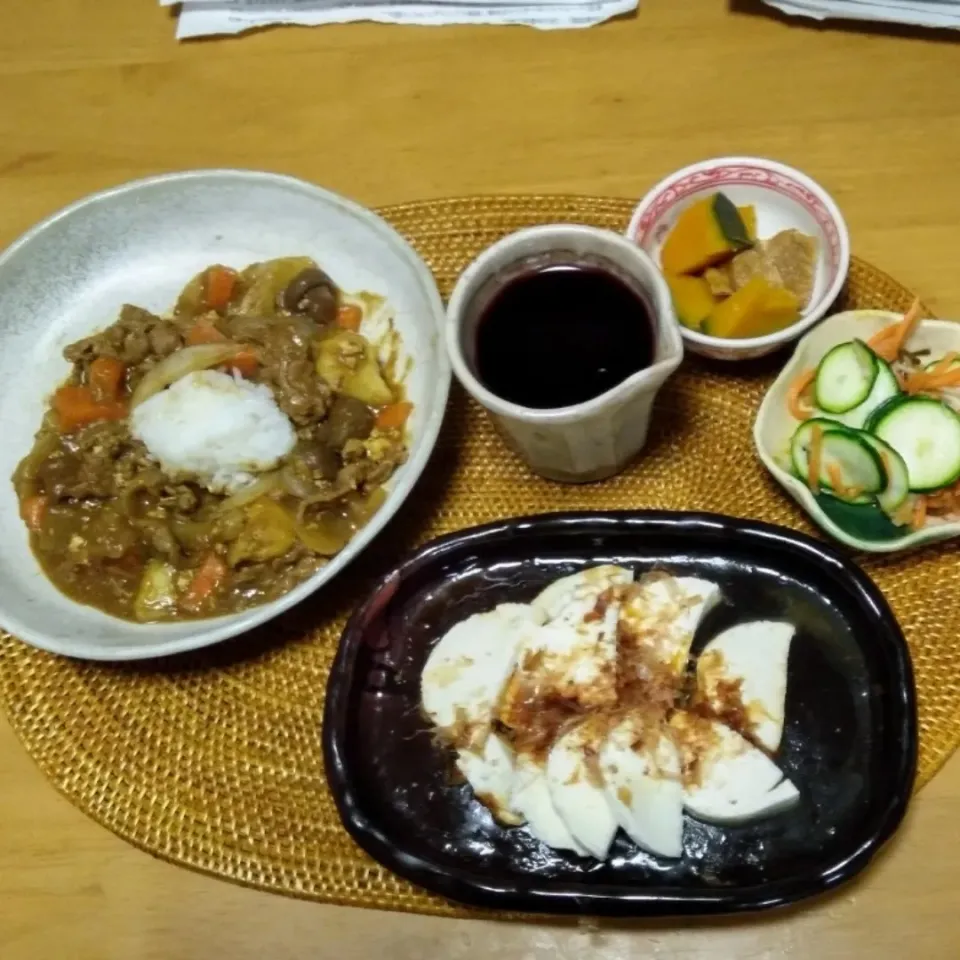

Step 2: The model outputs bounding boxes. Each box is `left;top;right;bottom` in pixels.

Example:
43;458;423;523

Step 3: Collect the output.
130;370;297;494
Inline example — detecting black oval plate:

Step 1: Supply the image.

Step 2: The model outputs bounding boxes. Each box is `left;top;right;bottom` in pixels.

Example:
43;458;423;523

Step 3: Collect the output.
323;511;917;917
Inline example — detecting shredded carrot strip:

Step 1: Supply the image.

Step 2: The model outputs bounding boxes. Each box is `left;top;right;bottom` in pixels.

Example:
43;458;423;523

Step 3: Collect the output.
867;327;896;349
927;492;952;512
903;367;960;395
807;424;823;493
931;351;959;375
867;299;922;362
826;463;845;493
903;370;933;394
824;462;864;500
912;496;928;530
892;500;914;527
787;368;816;421
927;479;960;514
927;369;960;388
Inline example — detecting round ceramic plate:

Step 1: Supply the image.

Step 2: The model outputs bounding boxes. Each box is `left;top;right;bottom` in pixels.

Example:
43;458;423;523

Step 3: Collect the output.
754;309;960;553
0;170;450;660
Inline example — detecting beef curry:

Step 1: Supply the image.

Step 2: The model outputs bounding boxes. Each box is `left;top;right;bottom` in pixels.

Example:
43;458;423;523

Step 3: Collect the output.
13;258;410;622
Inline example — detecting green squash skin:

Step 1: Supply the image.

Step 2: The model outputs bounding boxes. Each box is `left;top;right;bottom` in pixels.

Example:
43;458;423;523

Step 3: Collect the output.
711;193;752;252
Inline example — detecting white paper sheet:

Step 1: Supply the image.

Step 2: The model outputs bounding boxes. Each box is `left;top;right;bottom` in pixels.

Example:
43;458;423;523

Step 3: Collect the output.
170;0;637;37
764;0;960;27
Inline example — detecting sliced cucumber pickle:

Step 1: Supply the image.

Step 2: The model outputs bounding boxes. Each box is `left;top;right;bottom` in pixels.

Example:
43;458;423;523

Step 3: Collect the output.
790;418;844;480
815;339;878;414
859;433;910;512
818;430;886;498
864;394;908;433
870;396;960;492
834;355;901;430
790;420;885;501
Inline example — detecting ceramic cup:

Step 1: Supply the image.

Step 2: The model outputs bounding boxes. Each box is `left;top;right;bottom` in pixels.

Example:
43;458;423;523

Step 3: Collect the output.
445;224;683;483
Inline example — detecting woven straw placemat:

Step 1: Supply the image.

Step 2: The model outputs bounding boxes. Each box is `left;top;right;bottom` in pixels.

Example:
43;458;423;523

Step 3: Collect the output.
0;195;955;918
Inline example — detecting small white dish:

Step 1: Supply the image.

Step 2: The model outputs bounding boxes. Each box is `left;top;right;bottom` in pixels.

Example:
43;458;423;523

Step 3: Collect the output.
627;156;850;361
754;308;960;553
445;225;683;483
0;170;450;660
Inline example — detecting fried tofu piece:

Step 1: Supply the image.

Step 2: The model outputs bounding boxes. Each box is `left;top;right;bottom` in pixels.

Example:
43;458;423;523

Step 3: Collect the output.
729;247;784;291
703;265;735;299
763;229;818;307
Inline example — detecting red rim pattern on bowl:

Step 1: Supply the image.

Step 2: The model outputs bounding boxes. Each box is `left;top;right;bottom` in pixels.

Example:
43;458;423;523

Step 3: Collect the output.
628;163;843;292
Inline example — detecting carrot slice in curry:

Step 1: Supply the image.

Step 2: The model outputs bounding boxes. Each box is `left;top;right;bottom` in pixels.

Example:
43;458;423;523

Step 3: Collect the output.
20;494;48;533
53;385;127;433
226;347;259;378
375;401;413;431
88;356;126;403
204;266;238;311
336;303;363;332
186;319;228;346
180;553;229;613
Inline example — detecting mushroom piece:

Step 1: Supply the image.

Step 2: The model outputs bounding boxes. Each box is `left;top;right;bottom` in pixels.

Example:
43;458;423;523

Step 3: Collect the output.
280;267;340;325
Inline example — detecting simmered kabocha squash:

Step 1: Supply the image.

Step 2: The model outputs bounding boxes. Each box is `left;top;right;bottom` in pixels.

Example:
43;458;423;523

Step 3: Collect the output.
660;193;753;276
666;273;716;330
702;275;800;339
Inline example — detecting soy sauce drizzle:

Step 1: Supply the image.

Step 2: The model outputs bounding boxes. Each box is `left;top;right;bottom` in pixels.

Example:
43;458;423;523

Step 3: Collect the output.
474;264;655;410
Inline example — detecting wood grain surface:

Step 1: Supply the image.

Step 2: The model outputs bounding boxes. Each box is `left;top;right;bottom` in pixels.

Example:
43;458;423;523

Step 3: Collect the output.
2;1;959;957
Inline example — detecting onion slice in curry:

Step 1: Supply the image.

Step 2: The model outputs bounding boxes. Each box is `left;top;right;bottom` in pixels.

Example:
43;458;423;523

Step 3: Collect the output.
215;470;282;514
130;343;252;409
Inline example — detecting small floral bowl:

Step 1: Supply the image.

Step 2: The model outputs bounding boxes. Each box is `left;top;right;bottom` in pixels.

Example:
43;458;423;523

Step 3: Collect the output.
754;308;960;553
627;157;850;362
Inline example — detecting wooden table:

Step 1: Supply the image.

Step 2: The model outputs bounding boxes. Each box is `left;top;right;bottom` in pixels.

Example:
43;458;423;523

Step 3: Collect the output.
2;1;959;957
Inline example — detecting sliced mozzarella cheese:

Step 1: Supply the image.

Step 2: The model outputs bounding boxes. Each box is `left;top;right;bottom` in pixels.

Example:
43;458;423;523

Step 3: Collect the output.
421;603;544;741
697;620;794;752
456;733;524;825
511;754;587;855
546;721;618;859
599;712;684;859
531;565;633;622
620;575;721;675
672;713;800;825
